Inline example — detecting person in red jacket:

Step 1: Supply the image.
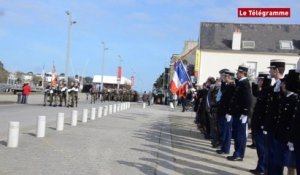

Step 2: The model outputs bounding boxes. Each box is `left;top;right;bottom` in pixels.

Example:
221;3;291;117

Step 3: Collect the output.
21;82;31;104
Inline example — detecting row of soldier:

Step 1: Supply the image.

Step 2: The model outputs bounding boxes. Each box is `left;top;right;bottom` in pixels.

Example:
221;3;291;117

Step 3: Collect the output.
43;81;79;107
88;86;139;104
193;59;300;175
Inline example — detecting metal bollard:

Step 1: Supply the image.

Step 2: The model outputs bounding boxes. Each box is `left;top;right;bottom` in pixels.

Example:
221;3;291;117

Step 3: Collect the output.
82;109;88;123
36;116;46;138
71;110;78;126
143;103;146;109
7;121;20;148
98;107;103;118
91;108;96;120
56;113;64;131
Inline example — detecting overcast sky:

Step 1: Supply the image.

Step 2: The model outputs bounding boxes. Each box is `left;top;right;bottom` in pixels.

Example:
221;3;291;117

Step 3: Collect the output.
0;0;299;91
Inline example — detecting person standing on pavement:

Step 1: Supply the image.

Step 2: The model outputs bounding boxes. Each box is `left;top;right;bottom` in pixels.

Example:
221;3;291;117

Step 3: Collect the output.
21;82;31;104
216;70;235;155
226;65;252;161
249;72;272;175
273;70;298;175
263;59;285;175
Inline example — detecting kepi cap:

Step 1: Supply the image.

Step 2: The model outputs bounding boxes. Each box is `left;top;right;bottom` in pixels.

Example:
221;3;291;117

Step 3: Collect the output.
268;59;285;68
224;70;235;77
237;65;248;73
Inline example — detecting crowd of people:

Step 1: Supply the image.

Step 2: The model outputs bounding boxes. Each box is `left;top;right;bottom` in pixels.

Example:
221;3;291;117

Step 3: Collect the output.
189;59;300;175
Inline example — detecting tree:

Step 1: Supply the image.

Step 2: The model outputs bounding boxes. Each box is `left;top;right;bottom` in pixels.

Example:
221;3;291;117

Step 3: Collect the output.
0;61;9;83
83;76;93;84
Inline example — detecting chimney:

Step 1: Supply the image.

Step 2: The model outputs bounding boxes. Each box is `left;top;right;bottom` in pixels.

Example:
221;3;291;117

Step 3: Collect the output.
232;29;242;50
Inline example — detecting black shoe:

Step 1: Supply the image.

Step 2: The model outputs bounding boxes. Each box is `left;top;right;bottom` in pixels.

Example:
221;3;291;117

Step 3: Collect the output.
216;150;226;154
247;144;256;149
249;169;264;175
212;142;221;148
227;156;243;161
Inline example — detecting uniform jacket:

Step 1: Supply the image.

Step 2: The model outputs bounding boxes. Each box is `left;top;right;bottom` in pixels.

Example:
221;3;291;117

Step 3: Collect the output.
217;82;235;117
228;78;252;116
251;83;272;131
274;92;298;144
263;82;282;133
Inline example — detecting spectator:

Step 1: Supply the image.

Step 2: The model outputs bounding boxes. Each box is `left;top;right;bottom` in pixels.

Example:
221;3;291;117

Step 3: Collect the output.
21;82;31;104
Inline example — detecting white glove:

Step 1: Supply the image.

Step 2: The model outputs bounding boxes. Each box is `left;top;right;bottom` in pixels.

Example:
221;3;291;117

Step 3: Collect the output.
287;142;294;151
50;90;53;94
263;130;268;135
225;114;232;122
240;114;247;124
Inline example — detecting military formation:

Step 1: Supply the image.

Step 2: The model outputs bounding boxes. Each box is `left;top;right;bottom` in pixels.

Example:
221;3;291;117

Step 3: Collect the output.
43;80;79;107
193;59;300;175
43;81;138;108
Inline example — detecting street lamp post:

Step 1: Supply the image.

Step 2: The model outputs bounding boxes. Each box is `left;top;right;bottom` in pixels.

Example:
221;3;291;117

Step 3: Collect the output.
65;11;76;86
117;55;123;94
100;42;108;92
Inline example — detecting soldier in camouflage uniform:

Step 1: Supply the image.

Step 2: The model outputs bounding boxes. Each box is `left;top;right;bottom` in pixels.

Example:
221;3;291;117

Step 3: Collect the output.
60;82;67;107
90;85;96;104
67;81;75;107
43;83;51;106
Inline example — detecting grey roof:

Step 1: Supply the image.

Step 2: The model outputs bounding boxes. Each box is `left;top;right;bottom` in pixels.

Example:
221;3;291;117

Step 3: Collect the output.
200;22;300;54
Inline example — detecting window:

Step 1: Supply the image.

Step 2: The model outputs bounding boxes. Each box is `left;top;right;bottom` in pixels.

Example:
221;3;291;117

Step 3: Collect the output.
279;40;294;50
242;41;255;49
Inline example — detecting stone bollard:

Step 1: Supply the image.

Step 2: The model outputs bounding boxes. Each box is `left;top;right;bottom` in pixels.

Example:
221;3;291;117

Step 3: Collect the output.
98;106;103;118
121;103;124;111
117;104;120;112
36;116;46;138
7;121;20;148
109;105;113;115
82;109;88;123
104;106;108;116
71;110;78;126
143;103;146;109
113;104;117;113
56;113;64;131
91;108;96;120
170;102;174;109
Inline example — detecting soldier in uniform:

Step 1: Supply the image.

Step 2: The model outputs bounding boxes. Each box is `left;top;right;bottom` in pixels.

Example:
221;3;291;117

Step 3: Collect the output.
216;70;235;155
67;81;75;107
73;81;79;107
263;59;285;174
226;65;252;161
249;72;272;175
90;84;96;104
43;83;51;106
60;83;67;107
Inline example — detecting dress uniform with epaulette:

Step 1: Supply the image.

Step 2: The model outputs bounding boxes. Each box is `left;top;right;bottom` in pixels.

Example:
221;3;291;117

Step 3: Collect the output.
226;65;252;161
249;72;272;175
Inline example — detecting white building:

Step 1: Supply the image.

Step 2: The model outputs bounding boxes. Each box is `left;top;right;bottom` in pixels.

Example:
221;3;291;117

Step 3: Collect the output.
93;75;132;89
197;22;300;84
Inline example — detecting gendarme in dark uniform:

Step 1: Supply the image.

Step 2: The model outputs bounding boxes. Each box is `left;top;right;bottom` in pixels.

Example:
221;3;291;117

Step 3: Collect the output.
249;72;272;175
263;59;285;175
226;65;252;161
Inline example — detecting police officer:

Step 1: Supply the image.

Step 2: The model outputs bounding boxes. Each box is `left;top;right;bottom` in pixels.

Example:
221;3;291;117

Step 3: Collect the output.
226;65;252;161
216;70;235;155
249;72;272;175
263;59;285;174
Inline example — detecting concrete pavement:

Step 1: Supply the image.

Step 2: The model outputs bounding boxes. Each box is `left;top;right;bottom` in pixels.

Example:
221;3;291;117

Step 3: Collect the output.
0;95;259;175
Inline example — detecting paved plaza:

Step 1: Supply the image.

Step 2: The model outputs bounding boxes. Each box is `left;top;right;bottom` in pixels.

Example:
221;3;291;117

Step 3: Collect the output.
0;93;258;175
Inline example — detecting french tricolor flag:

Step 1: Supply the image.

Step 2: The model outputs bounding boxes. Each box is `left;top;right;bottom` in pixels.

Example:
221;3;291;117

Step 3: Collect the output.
170;61;189;94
